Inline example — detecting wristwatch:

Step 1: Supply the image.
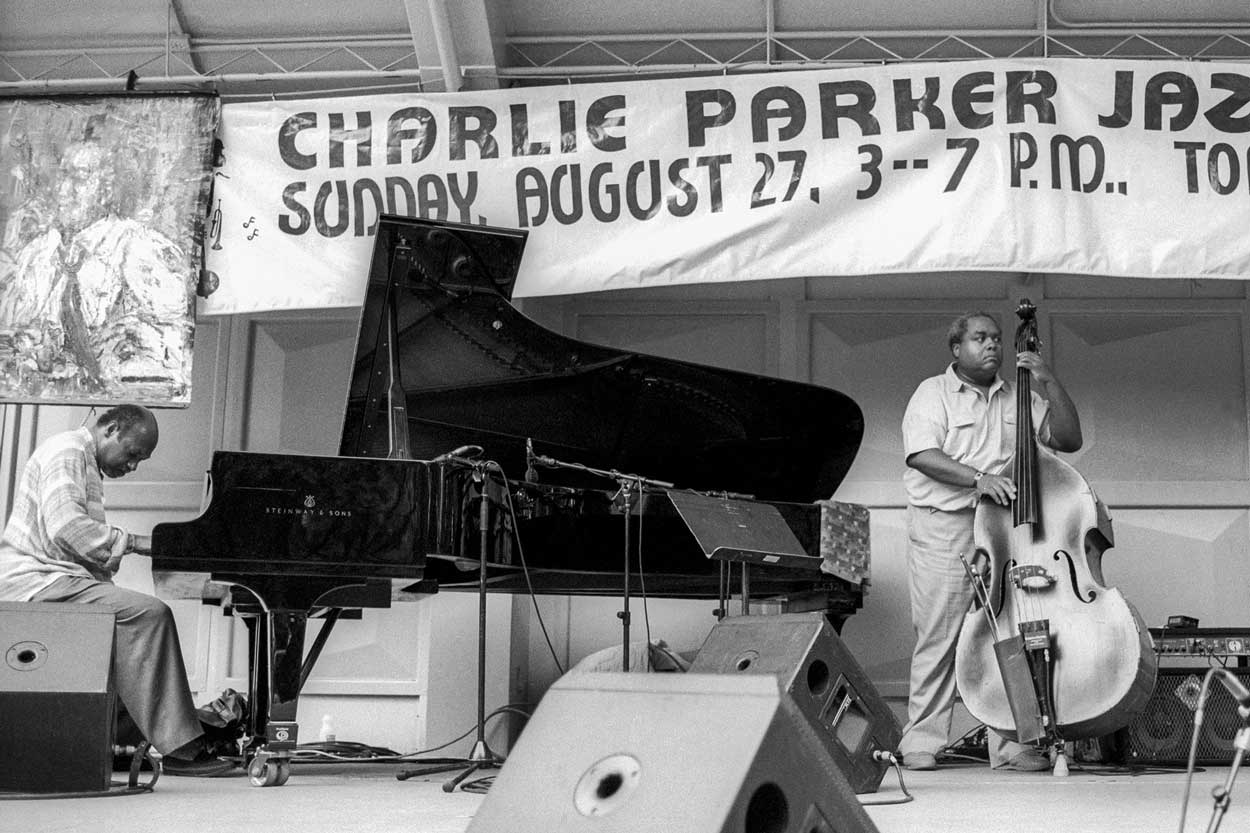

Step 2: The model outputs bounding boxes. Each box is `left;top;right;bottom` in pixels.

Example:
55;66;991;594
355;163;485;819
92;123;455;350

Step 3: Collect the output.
972;470;985;486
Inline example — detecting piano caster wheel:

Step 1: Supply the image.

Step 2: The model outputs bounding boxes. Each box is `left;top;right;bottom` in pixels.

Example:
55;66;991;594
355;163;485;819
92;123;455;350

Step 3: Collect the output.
248;756;291;787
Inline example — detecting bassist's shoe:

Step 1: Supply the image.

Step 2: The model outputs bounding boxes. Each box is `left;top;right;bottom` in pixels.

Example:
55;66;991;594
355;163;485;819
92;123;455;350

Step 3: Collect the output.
902;752;937;771
992;750;1051;772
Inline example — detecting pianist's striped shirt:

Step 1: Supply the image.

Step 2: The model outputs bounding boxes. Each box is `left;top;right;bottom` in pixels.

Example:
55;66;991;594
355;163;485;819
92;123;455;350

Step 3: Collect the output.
0;427;130;601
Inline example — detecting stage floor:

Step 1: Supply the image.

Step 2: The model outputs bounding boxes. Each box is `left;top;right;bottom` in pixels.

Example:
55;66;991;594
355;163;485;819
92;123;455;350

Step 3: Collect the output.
3;757;1245;833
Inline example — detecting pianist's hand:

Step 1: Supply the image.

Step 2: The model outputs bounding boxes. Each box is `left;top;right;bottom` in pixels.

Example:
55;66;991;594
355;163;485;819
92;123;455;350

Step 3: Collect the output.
128;533;153;555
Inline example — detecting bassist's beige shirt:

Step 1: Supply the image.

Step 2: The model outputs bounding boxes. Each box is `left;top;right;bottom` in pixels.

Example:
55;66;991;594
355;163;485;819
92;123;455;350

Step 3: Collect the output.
902;364;1053;512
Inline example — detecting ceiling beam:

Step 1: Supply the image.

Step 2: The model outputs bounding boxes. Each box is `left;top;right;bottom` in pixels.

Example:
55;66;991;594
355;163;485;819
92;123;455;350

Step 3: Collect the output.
401;0;504;92
402;0;457;91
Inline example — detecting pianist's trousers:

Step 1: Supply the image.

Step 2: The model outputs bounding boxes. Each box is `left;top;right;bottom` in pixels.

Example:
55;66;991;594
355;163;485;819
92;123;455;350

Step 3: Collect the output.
899;505;1030;767
32;575;202;756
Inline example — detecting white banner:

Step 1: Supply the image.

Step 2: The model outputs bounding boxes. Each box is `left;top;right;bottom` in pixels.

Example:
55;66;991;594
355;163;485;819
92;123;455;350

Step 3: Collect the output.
203;58;1250;314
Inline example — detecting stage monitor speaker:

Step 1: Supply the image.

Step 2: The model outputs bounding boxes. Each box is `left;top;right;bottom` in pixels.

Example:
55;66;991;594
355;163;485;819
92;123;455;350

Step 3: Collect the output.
0;602;117;793
688;613;901;794
1124;667;1250;766
466;673;880;833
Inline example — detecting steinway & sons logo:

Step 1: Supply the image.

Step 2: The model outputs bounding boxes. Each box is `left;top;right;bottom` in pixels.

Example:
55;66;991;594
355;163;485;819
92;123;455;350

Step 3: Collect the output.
263;493;354;518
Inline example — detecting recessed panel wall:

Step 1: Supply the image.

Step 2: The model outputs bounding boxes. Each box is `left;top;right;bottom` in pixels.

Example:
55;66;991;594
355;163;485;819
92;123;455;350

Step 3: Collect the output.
836;507;912;698
1048;312;1248;482
236;314;357;455
1100;508;1250;630
575;309;772;375
809;310;967;487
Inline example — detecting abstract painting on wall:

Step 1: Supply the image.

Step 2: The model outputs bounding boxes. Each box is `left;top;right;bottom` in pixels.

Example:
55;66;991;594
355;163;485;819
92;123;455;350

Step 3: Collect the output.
0;93;219;406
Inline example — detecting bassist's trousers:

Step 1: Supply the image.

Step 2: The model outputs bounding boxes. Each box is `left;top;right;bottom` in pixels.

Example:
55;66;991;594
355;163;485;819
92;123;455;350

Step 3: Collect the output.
899;505;1030;767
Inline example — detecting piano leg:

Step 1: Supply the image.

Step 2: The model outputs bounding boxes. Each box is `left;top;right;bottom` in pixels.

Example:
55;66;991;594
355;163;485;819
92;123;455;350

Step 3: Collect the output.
223;577;386;788
242;607;307;787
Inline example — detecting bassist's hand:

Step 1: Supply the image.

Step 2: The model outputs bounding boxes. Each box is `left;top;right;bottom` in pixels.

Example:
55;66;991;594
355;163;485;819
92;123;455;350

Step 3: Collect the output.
976;472;1016;506
1016;351;1054;384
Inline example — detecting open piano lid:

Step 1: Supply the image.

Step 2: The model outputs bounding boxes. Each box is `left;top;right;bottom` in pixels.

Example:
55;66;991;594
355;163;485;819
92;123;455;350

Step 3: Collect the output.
339;216;863;504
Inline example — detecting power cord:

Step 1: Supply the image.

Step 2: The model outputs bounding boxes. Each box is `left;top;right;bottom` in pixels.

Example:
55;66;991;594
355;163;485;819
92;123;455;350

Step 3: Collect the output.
497;466;565;675
938;723;989;764
857;751;915;806
0;741;160;801
284;705;532;765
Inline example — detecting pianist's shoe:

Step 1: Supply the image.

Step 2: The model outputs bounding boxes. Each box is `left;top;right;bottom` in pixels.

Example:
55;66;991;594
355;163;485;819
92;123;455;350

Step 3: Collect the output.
160;737;240;777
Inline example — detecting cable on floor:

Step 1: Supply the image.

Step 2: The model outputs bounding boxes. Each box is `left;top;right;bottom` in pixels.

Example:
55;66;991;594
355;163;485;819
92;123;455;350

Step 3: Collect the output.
857;751;914;806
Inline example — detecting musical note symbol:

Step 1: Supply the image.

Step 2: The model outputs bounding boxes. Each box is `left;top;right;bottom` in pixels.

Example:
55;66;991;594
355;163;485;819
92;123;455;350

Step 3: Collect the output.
243;216;255;228
247;228;259;241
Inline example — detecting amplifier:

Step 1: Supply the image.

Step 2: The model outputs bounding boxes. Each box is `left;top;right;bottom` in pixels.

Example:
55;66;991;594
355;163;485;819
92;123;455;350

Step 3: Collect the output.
1150;628;1250;659
1122;667;1250;766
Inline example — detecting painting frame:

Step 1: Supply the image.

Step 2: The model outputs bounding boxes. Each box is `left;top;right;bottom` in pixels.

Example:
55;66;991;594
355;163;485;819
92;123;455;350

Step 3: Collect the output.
0;92;220;407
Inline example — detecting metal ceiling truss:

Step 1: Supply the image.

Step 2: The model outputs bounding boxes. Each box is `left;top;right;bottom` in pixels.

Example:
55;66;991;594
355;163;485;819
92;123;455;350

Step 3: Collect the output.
2;27;1249;96
0;37;429;94
504;28;1250;76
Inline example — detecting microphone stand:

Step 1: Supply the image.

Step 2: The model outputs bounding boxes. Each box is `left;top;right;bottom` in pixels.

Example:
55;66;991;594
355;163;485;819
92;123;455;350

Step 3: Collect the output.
398;455;503;790
528;449;673;672
1203;725;1249;833
618;478;634;671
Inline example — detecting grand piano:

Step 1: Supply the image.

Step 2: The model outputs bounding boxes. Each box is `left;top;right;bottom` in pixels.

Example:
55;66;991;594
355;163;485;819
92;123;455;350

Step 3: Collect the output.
152;215;870;785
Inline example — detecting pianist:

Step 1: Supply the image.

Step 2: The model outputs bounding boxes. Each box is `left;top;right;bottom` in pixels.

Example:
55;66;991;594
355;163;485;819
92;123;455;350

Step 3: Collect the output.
0;404;226;775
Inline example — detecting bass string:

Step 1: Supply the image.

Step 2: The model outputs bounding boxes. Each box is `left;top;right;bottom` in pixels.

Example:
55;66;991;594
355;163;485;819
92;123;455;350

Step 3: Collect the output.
1010;361;1050;633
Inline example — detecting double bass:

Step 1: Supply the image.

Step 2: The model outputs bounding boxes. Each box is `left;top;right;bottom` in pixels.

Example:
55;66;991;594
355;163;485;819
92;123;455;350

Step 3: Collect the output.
954;300;1155;754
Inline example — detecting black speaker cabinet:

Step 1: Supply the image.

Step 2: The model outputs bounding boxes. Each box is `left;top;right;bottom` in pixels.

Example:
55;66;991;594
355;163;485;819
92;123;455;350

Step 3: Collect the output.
467;673;880;833
688;613;901;794
0;602;117;793
1125;667;1250;766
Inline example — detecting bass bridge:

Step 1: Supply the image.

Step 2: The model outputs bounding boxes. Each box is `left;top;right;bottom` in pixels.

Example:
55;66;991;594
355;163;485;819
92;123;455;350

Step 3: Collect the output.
1010;563;1056;591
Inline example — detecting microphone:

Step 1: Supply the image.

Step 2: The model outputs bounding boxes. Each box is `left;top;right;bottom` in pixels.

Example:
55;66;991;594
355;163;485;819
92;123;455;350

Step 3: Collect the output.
525;438;538;483
1215;668;1250;720
431;445;483;463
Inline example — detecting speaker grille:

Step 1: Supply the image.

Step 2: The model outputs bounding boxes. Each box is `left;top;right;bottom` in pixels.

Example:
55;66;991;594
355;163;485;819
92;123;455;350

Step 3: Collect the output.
1127;668;1250;766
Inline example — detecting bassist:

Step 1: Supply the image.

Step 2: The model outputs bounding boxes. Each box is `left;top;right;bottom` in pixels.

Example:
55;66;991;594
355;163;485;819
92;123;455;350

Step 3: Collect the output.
897;310;1082;771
